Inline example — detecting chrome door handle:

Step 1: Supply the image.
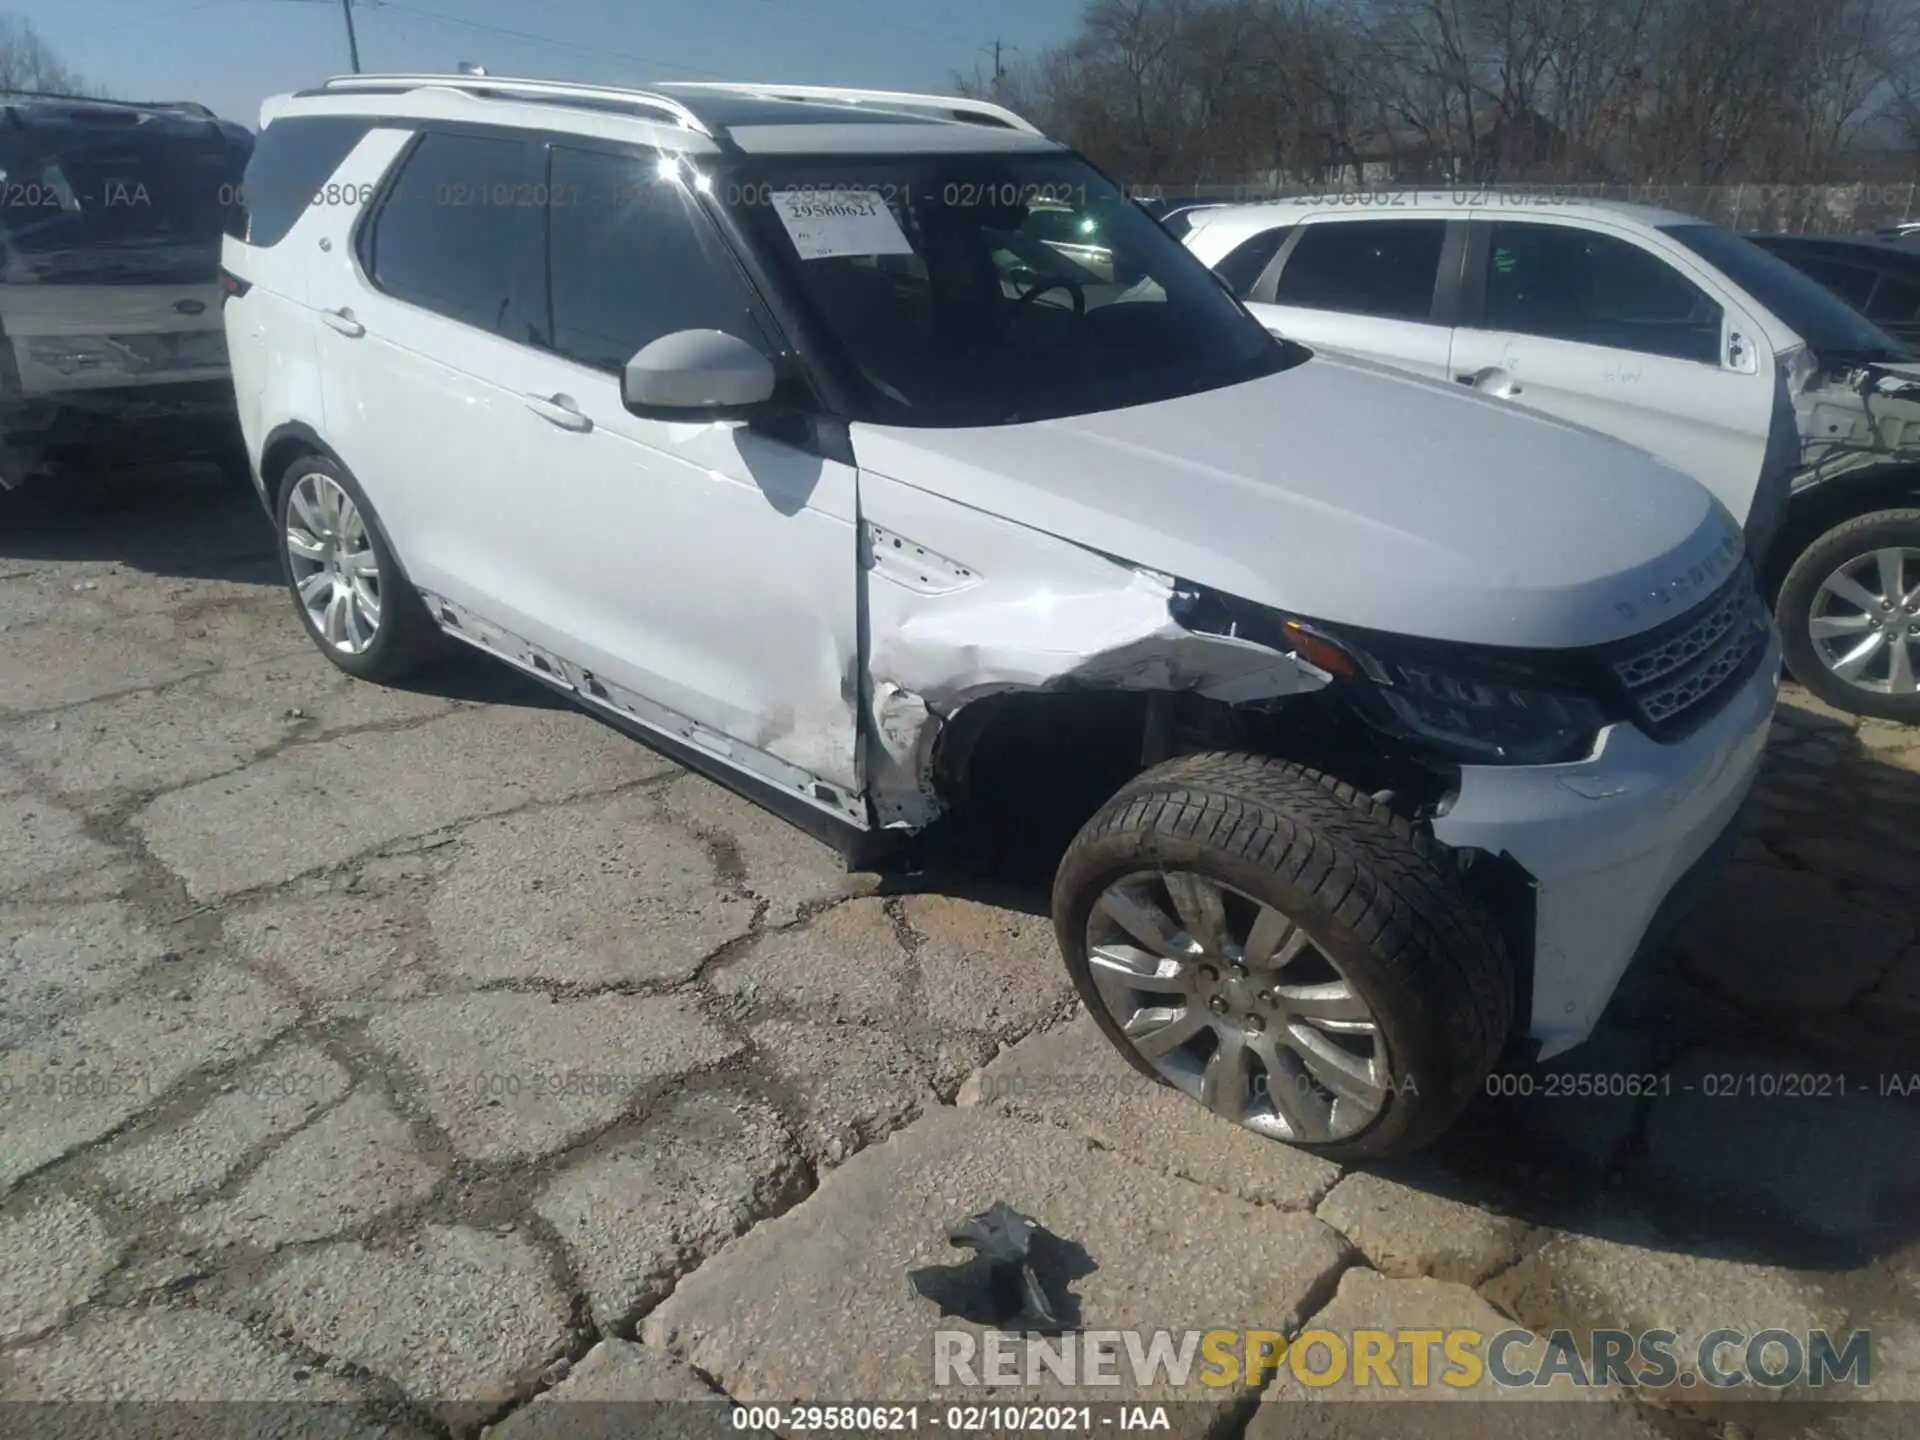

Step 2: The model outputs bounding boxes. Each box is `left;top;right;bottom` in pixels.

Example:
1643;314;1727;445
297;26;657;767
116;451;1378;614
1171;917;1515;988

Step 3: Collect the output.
524;393;593;432
321;307;365;338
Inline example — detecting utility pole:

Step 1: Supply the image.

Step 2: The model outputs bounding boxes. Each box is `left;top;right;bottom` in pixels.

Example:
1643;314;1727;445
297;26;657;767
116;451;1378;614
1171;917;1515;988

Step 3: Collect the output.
341;0;361;73
982;39;1011;98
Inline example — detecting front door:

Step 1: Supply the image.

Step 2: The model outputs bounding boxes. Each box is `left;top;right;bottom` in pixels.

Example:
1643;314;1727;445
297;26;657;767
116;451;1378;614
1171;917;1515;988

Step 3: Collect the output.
1447;219;1778;521
318;127;862;808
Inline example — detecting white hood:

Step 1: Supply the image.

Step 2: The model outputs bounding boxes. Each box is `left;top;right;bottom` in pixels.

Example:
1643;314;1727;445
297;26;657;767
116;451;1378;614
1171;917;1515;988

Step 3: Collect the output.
851;353;1744;650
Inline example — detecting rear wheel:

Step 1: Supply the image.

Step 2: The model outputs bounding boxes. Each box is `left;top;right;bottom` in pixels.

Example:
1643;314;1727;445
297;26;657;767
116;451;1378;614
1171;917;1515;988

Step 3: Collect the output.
1052;753;1513;1160
1777;508;1920;723
275;454;443;683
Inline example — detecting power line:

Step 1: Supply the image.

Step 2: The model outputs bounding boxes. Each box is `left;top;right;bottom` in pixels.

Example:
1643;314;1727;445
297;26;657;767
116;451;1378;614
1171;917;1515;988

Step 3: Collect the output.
367;2;732;80
100;0;241;35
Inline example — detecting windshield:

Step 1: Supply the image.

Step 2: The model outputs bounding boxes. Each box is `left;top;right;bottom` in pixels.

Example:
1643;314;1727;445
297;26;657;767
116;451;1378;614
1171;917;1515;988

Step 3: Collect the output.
716;153;1292;426
0;129;249;284
1661;223;1910;361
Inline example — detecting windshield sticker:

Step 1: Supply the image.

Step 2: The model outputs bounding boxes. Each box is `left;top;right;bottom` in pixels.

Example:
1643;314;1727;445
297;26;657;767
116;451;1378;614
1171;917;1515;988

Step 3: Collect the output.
769;189;914;260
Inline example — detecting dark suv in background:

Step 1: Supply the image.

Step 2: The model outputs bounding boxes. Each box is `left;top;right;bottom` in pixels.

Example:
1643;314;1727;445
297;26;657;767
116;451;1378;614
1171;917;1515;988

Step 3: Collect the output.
0;92;252;490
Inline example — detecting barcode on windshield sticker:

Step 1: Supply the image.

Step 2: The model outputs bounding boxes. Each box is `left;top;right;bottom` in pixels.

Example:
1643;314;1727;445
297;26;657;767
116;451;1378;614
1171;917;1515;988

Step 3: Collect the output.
769;189;914;259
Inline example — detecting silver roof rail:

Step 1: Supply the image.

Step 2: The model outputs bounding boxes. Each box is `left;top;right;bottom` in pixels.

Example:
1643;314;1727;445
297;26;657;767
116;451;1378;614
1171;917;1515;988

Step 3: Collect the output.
318;73;712;134
655;81;1043;136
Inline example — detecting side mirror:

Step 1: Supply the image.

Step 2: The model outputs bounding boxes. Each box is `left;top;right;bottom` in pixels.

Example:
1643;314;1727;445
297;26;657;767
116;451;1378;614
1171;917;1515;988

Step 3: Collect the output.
621;329;776;420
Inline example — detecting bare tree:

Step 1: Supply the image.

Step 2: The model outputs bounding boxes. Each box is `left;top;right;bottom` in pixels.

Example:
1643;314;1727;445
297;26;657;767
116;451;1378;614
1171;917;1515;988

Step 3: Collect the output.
0;14;91;95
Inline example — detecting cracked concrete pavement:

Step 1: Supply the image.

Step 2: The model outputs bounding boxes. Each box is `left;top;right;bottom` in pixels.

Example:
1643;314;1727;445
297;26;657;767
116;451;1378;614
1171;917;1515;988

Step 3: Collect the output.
4;466;1920;1439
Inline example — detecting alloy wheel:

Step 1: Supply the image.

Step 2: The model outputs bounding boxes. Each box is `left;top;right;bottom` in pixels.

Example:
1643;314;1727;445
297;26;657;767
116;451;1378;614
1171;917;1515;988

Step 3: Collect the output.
1808;546;1920;697
1084;869;1389;1143
285;471;382;655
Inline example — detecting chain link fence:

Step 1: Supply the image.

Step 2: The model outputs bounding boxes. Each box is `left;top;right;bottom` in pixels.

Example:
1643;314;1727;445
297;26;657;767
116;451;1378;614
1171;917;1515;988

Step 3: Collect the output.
1125;181;1920;235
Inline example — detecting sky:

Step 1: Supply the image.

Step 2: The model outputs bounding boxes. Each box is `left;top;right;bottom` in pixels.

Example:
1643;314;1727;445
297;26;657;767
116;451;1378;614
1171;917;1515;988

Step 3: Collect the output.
13;0;1084;128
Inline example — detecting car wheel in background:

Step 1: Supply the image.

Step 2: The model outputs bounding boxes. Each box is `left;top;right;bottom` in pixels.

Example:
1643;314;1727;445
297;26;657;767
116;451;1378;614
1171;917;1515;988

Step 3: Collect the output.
1051;752;1514;1160
1778;508;1920;724
274;453;443;683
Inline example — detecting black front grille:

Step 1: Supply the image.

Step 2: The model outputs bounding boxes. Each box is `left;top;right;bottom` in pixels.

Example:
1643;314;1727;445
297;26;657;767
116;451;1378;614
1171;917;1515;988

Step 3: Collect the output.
1606;563;1773;738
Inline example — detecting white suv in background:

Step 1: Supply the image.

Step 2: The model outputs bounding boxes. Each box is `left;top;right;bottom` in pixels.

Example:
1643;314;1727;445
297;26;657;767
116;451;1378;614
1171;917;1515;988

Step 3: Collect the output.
1186;196;1920;722
225;74;1779;1159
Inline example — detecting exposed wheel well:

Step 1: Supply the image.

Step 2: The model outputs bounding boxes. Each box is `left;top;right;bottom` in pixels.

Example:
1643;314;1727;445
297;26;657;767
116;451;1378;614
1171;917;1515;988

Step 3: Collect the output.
1764;465;1920;600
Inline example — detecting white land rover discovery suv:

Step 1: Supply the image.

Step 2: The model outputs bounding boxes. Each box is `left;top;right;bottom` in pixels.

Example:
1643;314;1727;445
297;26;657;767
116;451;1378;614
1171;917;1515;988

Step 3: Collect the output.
225;74;1780;1159
1184;195;1920;723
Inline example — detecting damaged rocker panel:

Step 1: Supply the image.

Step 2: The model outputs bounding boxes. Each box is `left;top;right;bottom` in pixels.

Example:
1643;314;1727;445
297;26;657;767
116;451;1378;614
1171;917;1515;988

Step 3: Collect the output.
419;589;870;828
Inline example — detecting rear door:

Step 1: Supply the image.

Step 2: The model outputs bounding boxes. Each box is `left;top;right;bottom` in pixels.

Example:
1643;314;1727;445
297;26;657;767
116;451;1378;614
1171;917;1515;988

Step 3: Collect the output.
1447;218;1779;521
0;119;247;400
1242;216;1460;381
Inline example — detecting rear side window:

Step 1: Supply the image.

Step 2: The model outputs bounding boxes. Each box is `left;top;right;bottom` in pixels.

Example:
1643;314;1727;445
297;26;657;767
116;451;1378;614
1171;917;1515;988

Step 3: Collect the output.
546;146;772;372
1790;254;1878;310
1211;227;1289;297
1870;271;1920;324
1273;220;1445;321
235;116;373;246
1481;222;1722;364
362;130;548;345
0;125;248;282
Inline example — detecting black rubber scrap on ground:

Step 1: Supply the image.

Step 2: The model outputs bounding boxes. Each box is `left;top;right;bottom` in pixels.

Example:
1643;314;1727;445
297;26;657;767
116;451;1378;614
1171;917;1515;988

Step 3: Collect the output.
908;1200;1083;1335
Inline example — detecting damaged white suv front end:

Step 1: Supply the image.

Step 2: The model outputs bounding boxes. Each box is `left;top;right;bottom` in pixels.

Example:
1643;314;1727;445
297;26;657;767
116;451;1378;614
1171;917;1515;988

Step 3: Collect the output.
235;76;1780;1159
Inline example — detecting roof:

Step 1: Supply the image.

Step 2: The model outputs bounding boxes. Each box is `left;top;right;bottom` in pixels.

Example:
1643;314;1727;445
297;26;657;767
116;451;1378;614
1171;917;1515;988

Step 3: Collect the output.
1749;232;1920;263
1183;192;1706;249
0;91;245;141
272;74;1059;157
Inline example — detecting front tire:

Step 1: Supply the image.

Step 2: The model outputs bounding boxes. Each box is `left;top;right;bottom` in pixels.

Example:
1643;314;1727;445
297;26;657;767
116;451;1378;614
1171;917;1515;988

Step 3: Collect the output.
1052;753;1513;1160
1777;508;1920;723
274;453;443;683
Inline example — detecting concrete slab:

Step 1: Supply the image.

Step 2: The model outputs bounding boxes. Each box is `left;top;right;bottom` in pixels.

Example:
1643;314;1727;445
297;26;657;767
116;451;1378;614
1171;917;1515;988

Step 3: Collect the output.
427;792;753;988
1669;863;1910;1012
485;1340;728;1440
1314;1172;1527;1286
534;1091;809;1330
366;991;738;1162
221;892;431;1001
0;604;302;715
93;1043;352;1206
748;1016;951;1164
640;1108;1350;1407
0;1196;123;1343
900;895;1074;1042
186;1088;444;1250
1246;1274;1662;1438
957;1015;1339;1212
1636;1045;1920;1247
0;1306;371;1419
1;652;454;802
656;772;876;927
131;704;678;901
1482;1215;1842;1386
0;793;119;899
1500;1025;1661;1173
710;898;912;1021
0;900;171;1015
246;1223;572;1420
0;961;298;1191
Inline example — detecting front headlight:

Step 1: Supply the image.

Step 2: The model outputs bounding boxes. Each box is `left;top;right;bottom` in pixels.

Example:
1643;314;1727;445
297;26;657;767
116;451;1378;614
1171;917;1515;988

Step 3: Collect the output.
1286;620;1607;766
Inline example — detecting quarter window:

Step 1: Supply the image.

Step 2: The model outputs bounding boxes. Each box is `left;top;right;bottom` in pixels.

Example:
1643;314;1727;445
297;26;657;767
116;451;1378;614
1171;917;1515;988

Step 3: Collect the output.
546;147;772;373
1868;272;1920;325
1211;227;1289;297
1481;222;1723;364
235;116;369;246
1790;254;1878;310
362;130;548;345
1272;220;1445;321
